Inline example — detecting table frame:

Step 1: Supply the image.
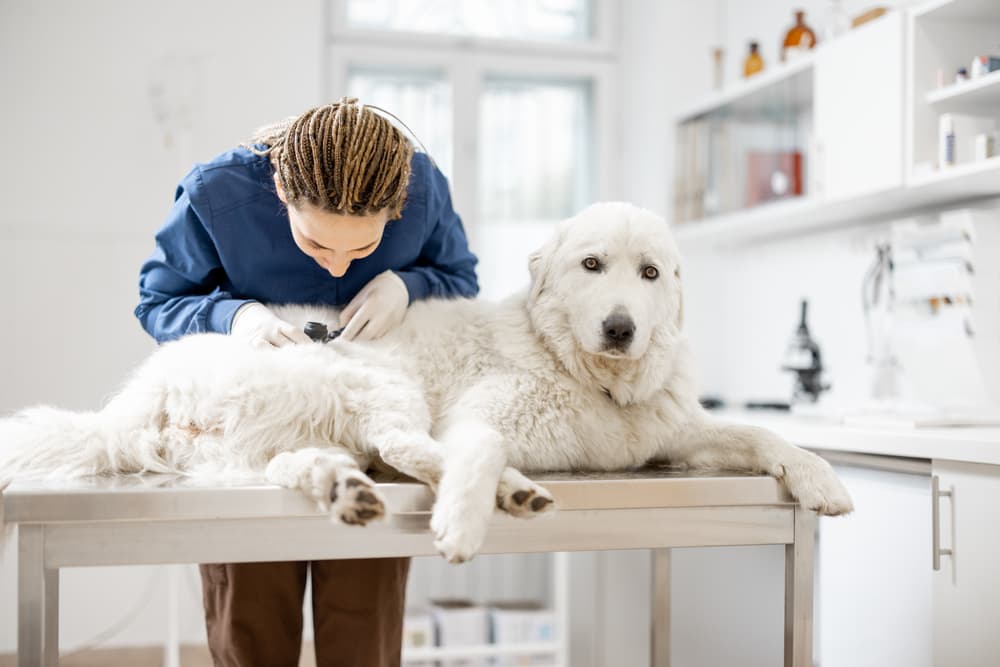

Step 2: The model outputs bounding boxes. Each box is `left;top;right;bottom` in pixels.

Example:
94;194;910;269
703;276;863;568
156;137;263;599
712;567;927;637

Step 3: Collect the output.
4;470;816;667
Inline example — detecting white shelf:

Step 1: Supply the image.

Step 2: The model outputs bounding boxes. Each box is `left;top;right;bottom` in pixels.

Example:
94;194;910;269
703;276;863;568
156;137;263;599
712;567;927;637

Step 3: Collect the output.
913;0;1000;20
674;158;1000;245
910;155;1000;188
926;69;1000;114
674;53;815;122
402;640;560;662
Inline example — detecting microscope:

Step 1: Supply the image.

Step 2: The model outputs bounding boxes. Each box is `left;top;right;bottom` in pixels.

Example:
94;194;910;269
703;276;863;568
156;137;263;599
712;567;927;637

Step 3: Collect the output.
781;299;830;403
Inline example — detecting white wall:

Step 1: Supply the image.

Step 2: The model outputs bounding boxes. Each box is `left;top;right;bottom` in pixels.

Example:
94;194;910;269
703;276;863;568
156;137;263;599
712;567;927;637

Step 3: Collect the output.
0;0;323;653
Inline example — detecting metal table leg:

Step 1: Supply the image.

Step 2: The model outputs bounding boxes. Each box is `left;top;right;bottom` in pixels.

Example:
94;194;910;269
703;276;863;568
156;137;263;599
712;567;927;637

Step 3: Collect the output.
18;525;59;667
785;508;817;667
651;548;671;667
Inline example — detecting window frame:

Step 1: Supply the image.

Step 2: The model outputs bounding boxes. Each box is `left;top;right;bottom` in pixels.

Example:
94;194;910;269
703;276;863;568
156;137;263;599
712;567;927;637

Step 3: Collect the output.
324;0;621;246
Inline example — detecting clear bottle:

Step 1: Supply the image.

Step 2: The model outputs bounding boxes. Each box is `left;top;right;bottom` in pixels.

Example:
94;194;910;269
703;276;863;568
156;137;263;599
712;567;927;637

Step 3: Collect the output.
712;47;725;90
782;10;817;62
744;41;765;78
824;0;850;41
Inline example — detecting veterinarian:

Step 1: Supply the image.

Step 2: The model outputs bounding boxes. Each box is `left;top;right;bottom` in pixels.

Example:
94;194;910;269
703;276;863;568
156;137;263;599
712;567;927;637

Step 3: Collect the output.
135;97;478;666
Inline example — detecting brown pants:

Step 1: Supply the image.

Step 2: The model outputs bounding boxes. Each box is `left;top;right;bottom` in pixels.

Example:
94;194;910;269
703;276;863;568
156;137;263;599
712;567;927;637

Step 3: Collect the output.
200;558;410;667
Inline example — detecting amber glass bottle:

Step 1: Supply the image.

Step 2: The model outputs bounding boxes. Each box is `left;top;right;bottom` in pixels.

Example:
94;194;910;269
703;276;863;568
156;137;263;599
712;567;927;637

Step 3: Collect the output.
744;42;764;78
781;10;817;62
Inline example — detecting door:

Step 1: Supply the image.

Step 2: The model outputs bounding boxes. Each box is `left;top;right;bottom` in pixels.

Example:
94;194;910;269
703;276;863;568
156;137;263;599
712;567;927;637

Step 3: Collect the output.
932;460;1000;667
816;459;932;667
812;11;904;200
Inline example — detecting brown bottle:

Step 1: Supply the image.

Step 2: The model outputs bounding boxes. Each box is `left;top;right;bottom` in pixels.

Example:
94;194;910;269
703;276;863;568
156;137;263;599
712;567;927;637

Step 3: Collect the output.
744;42;764;78
782;10;816;62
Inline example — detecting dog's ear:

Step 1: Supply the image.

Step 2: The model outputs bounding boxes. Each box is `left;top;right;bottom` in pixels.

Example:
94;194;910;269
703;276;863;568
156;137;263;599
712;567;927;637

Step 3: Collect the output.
674;266;684;331
528;229;564;301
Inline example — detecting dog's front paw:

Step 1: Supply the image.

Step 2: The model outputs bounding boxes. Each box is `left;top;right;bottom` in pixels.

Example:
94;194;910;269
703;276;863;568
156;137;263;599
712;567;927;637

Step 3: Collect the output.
775;454;854;516
430;506;488;564
331;471;387;526
496;470;555;518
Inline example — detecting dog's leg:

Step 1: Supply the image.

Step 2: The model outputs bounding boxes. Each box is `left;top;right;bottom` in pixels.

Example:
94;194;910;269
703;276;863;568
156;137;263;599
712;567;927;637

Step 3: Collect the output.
664;420;853;516
362;423;552;517
430;420;507;564
496;467;554;518
364;426;446;490
265;446;387;526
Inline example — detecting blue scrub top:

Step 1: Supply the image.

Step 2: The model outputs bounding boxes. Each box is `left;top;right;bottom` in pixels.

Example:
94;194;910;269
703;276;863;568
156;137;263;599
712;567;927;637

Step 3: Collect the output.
135;148;479;343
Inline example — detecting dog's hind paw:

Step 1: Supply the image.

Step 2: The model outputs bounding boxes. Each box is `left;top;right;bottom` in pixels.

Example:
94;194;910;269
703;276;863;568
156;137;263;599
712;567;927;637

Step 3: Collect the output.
330;471;387;526
496;469;555;518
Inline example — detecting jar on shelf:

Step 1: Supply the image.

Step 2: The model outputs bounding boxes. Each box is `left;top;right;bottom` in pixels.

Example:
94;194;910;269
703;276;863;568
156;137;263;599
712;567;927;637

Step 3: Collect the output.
782;10;817;62
744;41;765;78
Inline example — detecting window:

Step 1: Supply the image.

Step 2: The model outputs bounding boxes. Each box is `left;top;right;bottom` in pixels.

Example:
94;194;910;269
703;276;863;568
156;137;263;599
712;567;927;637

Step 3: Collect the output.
328;0;615;296
346;67;454;180
347;0;591;42
478;77;592;223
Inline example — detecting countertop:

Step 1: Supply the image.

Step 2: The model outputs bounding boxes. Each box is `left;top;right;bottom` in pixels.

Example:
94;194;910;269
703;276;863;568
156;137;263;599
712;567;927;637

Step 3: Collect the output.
717;409;1000;466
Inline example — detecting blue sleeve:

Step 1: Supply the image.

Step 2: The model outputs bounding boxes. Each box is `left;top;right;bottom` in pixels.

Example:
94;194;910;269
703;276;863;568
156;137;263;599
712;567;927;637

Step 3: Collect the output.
395;161;479;302
134;172;252;343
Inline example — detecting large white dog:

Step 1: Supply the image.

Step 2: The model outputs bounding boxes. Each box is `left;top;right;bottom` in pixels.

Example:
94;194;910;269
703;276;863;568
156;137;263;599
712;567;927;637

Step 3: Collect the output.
0;202;852;562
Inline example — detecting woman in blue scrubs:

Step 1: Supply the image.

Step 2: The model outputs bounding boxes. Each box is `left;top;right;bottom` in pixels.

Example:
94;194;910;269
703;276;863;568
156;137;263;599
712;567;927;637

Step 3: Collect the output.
135;97;478;666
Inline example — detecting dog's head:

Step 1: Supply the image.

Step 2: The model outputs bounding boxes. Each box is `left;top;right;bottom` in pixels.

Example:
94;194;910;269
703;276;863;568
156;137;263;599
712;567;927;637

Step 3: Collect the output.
527;202;686;404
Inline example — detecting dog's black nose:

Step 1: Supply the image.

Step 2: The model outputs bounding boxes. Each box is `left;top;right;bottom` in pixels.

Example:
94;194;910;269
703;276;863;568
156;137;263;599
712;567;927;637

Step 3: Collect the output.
602;313;635;347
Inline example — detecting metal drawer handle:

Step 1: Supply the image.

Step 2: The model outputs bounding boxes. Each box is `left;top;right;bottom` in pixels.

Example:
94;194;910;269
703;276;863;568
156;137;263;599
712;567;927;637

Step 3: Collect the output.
932;475;953;571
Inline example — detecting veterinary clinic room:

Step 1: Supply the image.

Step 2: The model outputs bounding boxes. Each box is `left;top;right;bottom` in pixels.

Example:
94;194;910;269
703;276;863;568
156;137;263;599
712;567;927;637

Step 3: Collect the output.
3;0;1000;665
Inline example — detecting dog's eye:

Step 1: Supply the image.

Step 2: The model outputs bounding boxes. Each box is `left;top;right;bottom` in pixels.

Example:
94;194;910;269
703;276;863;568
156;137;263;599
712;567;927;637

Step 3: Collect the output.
642;265;659;280
582;257;601;272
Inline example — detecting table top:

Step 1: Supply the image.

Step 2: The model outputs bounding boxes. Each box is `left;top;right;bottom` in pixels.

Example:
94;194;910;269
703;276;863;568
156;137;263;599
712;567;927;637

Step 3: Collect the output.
2;466;793;525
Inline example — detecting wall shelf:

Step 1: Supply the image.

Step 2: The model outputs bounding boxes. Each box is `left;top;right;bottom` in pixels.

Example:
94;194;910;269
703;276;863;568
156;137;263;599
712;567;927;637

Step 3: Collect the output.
674;53;815;122
913;0;1000;20
674;159;1000;246
403;640;560;662
926;69;1000;114
673;0;1000;247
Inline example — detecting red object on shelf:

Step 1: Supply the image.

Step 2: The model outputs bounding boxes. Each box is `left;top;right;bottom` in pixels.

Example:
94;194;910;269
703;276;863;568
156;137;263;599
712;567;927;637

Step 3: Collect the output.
745;151;804;207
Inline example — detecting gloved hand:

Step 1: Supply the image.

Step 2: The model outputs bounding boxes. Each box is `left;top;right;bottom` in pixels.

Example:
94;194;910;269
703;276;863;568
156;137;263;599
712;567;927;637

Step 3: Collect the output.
339;270;410;341
230;302;310;348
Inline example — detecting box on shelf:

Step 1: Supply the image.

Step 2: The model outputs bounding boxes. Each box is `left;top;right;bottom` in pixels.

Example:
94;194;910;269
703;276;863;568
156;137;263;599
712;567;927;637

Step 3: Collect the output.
489;601;557;667
430;598;490;667
402;608;436;667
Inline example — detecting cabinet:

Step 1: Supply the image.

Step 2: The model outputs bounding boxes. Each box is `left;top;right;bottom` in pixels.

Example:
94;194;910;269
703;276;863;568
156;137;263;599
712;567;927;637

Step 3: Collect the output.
816;460;932;667
812;11;904;200
814;456;1000;667
931;460;1000;667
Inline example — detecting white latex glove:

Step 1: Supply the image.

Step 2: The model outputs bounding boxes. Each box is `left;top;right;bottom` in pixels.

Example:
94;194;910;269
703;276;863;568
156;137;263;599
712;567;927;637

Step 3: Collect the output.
339;270;410;342
230;302;310;348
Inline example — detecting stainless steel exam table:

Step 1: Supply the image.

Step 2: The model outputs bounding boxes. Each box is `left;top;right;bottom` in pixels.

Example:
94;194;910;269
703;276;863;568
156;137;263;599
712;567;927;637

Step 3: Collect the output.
3;467;817;666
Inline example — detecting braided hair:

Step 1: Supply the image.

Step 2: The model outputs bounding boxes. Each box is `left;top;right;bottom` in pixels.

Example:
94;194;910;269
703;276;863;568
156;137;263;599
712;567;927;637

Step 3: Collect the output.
247;97;414;218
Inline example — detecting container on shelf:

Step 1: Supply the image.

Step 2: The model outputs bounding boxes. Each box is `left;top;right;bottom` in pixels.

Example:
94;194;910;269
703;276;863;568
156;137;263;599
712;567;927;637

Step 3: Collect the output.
403;609;436;667
782;10;817;62
744;41;765;78
430;599;491;667
489;601;557;667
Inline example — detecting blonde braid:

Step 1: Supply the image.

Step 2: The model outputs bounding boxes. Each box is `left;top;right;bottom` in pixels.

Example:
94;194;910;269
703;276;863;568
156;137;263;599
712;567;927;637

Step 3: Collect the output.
245;97;414;218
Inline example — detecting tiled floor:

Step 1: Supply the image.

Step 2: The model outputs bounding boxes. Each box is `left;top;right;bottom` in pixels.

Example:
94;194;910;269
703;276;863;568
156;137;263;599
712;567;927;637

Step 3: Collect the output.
0;642;318;666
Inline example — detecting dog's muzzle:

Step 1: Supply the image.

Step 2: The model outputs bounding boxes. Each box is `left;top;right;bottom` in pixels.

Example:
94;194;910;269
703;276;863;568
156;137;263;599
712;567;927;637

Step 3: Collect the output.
601;312;635;351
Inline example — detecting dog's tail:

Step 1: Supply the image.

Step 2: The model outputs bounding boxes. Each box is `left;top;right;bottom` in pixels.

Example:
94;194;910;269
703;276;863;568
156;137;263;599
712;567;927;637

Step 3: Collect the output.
0;405;174;491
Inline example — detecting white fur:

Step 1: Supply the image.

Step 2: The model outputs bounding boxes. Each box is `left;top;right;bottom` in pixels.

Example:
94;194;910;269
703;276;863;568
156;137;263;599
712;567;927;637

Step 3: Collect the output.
0;202;852;562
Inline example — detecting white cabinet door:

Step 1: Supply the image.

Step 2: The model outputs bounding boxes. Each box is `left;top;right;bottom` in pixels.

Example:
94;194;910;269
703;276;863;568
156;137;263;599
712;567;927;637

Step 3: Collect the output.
932;460;1000;667
816;462;932;667
812;12;904;200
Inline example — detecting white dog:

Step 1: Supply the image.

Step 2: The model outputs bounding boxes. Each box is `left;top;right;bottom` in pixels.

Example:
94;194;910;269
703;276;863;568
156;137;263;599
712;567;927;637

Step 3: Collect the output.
0;202;853;562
